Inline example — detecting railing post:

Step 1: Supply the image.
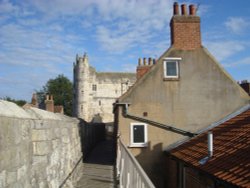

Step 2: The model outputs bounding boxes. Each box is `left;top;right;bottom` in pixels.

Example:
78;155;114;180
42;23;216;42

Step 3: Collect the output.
116;139;155;188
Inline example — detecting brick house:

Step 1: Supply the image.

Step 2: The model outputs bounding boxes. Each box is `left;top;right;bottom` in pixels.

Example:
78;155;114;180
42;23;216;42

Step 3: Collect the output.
114;2;250;187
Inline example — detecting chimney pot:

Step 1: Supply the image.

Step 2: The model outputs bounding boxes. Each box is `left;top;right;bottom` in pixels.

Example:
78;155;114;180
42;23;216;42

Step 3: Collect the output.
148;57;153;65
31;93;38;107
153;59;156;64
170;2;201;50
173;2;179;15
45;94;54;113
189;4;196;15
138;58;142;66
181;4;187;15
143;58;147;66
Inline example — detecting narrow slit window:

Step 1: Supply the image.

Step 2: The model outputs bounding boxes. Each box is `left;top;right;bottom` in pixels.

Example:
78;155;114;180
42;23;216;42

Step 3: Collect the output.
92;84;97;91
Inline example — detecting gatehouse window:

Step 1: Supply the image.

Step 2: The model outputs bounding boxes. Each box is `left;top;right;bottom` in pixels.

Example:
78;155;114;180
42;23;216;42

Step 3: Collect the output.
92;84;97;91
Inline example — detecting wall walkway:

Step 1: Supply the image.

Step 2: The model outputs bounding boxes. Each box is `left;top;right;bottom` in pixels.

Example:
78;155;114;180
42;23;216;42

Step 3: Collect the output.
75;139;116;188
0;100;118;188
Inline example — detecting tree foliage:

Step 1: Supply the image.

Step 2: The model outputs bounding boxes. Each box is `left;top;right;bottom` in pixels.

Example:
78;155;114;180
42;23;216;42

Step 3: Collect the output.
38;74;73;116
3;97;27;107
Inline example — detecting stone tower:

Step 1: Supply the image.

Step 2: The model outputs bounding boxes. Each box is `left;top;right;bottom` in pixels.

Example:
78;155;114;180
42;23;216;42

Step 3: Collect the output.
73;53;90;120
73;53;136;123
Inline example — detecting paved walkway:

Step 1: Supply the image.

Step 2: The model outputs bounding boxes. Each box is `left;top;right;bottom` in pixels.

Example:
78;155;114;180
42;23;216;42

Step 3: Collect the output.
75;139;116;188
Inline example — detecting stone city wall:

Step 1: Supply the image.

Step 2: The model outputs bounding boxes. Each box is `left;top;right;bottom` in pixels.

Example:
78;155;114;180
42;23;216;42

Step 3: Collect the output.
0;100;82;188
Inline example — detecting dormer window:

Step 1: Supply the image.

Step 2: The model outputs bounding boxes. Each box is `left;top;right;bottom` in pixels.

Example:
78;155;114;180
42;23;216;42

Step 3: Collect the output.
163;57;181;79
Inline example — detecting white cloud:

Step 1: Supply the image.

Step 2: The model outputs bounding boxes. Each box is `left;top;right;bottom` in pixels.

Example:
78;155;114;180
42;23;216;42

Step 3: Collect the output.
205;40;245;61
0;18;84;100
225;17;249;34
223;57;250;68
0;0;18;13
21;0;173;54
93;0;173;53
196;4;210;16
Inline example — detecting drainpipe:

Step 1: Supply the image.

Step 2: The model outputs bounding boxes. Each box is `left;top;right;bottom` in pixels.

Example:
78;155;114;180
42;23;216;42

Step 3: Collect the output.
115;103;197;137
199;132;213;165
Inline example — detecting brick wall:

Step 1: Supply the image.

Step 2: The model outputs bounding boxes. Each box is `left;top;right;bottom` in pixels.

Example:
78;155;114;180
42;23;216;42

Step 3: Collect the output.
170;3;201;50
136;57;155;79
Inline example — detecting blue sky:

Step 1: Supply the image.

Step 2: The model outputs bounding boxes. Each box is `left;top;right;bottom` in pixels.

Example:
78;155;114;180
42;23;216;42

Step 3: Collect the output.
0;0;250;101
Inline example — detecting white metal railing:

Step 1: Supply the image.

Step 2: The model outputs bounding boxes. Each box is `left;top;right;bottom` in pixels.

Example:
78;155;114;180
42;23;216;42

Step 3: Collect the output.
116;139;155;188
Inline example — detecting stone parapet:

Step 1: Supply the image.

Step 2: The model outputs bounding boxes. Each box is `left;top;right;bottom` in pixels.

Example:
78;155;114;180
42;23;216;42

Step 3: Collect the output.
0;100;82;188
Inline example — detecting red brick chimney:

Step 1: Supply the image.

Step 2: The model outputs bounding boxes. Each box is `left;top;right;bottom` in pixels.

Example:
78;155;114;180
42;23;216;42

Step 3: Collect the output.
31;93;38;107
240;80;250;96
170;2;201;50
45;95;54;112
136;57;155;79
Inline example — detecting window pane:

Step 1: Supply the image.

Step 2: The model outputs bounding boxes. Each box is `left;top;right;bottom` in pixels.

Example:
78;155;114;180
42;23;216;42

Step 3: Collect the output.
92;84;97;91
167;61;177;76
133;125;145;143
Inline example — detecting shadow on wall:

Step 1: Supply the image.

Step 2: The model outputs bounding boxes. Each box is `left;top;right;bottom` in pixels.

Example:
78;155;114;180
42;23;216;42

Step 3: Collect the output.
135;142;167;188
91;113;103;123
78;119;106;161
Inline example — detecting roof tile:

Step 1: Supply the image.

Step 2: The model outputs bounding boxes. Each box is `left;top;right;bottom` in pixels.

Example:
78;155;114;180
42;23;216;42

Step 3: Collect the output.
169;109;250;187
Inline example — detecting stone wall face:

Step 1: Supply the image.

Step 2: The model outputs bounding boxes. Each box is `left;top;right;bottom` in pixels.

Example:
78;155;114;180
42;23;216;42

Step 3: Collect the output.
0;100;82;188
90;74;135;122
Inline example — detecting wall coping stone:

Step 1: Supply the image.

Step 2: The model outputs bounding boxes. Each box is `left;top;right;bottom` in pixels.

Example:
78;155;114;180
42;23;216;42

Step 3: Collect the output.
0;100;79;122
0;100;30;118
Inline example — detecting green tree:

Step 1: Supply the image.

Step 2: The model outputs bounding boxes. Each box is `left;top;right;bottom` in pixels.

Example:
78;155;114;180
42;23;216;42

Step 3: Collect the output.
39;74;73;116
3;96;27;107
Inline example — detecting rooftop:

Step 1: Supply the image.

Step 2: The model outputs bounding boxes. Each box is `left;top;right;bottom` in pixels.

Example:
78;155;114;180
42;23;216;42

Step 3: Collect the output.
169;108;250;187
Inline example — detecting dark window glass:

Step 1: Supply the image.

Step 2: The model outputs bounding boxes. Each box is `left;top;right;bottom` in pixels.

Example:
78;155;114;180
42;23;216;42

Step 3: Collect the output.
92;84;97;91
167;61;177;76
133;125;145;143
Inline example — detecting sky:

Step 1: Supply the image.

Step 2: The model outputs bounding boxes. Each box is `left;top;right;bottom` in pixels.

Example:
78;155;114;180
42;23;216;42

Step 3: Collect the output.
0;0;250;101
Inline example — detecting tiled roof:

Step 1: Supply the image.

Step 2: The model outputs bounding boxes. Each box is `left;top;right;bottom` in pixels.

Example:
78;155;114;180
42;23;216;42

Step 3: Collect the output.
169;109;250;188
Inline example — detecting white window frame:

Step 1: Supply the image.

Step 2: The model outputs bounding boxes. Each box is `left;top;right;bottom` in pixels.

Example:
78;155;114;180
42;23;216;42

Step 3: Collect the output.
130;123;148;147
163;57;182;78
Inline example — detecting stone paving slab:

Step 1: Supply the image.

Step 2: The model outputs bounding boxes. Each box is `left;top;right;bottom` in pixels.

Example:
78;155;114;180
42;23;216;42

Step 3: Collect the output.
75;163;115;188
75;139;116;188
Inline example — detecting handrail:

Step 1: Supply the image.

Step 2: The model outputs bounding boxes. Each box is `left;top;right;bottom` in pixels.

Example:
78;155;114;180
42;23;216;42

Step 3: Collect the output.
117;139;155;188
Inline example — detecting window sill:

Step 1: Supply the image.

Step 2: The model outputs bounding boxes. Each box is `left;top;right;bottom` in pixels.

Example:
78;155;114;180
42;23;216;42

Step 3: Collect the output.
163;77;180;81
128;143;148;148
